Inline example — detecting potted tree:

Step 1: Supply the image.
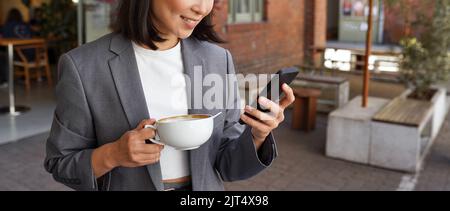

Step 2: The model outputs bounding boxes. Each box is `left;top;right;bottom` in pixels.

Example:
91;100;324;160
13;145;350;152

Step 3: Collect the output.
326;0;449;172
385;0;450;99
396;0;450;138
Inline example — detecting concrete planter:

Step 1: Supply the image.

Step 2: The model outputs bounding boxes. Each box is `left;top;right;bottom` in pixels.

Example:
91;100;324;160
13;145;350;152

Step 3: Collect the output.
430;88;448;140
370;88;448;172
326;88;448;173
326;96;389;164
398;88;448;141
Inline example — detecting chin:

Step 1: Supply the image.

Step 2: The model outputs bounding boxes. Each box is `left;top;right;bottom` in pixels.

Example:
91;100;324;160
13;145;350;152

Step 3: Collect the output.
177;30;195;39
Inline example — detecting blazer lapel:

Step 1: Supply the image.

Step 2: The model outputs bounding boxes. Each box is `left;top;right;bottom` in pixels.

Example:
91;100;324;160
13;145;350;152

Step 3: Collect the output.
108;34;164;191
181;38;209;191
108;35;210;191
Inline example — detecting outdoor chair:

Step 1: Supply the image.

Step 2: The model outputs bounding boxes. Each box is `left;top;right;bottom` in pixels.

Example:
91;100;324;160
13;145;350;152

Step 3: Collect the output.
13;43;52;92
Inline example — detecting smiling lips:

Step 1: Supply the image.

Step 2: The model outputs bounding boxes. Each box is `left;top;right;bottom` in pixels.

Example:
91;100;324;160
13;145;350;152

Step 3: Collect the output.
181;15;201;29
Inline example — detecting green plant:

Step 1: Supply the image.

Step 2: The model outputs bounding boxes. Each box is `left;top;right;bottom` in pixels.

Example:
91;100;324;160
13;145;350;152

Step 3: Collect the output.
399;38;432;99
40;0;77;55
396;0;450;100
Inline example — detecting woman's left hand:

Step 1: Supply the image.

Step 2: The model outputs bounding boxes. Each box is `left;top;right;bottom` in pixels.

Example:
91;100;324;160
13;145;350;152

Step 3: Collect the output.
240;84;296;150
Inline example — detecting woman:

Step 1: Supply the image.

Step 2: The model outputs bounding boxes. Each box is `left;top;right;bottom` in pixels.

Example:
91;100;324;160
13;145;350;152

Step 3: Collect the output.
44;0;295;191
2;8;32;39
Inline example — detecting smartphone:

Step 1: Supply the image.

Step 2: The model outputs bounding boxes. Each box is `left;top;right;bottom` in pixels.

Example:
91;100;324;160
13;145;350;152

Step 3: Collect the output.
239;67;300;125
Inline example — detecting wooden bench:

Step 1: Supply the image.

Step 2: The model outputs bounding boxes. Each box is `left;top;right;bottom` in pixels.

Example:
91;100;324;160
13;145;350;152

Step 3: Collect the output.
292;73;349;112
292;88;322;132
372;98;433;127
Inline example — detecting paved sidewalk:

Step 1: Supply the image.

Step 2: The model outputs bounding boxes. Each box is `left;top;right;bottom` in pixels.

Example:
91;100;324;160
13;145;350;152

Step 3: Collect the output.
224;111;450;191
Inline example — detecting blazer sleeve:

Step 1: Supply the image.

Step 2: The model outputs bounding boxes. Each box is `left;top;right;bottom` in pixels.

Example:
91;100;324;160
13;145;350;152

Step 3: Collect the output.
215;50;278;182
44;54;99;191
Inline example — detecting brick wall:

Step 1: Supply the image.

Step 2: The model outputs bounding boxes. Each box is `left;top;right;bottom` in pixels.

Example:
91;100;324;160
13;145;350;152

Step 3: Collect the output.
383;0;435;44
322;0;434;45
212;0;318;74
304;0;327;63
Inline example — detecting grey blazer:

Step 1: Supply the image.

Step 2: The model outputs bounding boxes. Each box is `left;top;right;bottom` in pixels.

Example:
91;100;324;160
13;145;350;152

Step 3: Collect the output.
44;33;278;191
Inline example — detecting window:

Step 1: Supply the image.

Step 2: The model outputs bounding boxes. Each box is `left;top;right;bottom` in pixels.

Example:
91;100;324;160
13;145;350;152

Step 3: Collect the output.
228;0;265;24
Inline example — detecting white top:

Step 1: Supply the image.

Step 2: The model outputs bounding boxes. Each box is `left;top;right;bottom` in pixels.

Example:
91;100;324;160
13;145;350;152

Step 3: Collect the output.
132;41;190;180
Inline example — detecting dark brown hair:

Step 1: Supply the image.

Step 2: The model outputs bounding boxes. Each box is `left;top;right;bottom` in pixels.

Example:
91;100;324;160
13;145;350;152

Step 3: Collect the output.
114;0;224;50
7;8;24;23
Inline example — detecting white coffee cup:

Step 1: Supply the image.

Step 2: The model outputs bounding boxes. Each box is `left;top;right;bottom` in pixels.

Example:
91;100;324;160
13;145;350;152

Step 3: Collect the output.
145;112;221;151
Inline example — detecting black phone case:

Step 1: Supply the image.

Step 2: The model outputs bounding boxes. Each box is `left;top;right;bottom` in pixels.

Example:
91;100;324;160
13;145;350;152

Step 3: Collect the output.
239;67;300;125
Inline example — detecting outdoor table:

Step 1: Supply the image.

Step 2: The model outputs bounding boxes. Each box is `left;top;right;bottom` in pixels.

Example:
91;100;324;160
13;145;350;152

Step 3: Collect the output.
0;38;45;116
292;87;322;132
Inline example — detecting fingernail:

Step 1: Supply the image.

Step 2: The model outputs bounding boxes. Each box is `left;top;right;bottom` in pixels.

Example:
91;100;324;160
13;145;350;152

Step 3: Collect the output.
245;105;252;111
259;97;269;104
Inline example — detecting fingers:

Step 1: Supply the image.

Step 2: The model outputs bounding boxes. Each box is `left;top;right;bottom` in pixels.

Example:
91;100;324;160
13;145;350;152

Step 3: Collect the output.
279;84;296;109
258;96;282;116
136;119;156;130
135;119;158;141
138;128;157;141
138;144;164;154
131;141;163;165
133;153;161;165
244;105;278;128
240;113;271;132
123;130;160;148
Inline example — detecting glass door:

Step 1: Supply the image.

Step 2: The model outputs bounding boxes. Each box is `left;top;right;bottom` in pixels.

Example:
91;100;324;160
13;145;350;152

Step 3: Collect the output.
338;0;384;43
76;0;118;45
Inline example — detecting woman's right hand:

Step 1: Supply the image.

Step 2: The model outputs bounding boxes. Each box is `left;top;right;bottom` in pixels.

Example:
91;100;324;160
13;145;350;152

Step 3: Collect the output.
110;119;164;168
92;119;164;178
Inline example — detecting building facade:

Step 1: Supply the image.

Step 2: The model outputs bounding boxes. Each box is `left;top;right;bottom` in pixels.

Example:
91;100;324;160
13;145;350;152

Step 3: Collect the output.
5;0;437;75
213;0;327;74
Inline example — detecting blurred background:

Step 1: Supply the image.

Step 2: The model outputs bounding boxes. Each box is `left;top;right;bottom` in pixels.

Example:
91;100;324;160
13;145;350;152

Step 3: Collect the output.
0;0;449;191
